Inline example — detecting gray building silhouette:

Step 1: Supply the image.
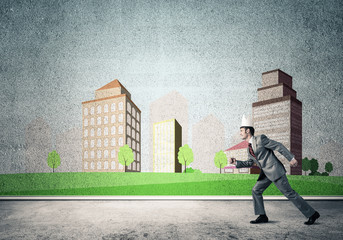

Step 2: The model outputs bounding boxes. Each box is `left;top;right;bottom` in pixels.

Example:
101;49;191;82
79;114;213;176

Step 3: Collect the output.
56;128;82;172
191;115;226;173
25;117;52;173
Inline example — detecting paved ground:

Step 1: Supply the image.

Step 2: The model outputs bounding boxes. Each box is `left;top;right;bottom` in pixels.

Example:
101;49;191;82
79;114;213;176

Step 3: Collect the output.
0;200;342;239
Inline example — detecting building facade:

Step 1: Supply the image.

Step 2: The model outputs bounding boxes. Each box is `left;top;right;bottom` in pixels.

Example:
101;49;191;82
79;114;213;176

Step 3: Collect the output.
153;119;182;173
252;69;302;175
224;141;260;174
82;79;141;172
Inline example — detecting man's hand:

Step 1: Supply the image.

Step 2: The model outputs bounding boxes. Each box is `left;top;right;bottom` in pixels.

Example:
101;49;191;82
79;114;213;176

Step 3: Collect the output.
229;158;237;165
290;158;298;167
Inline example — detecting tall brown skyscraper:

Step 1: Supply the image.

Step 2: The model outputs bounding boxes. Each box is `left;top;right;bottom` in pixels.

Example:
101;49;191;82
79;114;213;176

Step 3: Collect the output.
82;80;141;172
252;69;302;175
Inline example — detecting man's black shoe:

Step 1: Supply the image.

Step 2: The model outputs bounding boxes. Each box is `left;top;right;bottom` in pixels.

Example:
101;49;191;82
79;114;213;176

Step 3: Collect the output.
250;215;269;224
304;211;320;225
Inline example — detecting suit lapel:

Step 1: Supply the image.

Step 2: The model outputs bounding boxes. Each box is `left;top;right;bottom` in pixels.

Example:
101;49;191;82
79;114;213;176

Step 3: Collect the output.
252;136;257;153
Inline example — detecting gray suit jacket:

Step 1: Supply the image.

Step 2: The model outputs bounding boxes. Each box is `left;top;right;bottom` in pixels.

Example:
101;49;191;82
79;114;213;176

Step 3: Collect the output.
236;135;294;182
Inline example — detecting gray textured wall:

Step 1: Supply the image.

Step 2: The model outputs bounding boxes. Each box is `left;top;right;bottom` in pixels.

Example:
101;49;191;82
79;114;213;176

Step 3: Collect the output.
1;0;342;174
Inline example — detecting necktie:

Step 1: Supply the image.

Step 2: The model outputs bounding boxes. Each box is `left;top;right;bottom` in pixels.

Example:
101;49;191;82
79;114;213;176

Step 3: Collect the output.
248;143;256;158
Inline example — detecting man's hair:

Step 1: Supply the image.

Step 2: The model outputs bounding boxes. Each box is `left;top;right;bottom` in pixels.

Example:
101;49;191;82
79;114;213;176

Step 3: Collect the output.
241;127;255;136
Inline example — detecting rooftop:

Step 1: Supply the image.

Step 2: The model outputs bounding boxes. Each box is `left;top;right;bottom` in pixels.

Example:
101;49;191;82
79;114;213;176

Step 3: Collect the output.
224;141;249;151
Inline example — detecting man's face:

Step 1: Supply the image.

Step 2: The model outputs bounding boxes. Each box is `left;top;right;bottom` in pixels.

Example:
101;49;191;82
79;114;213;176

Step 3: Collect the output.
240;127;249;140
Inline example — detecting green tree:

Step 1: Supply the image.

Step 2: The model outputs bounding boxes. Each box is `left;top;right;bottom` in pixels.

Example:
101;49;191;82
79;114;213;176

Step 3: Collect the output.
118;145;134;172
214;150;228;174
309;158;319;175
178;144;194;173
325;162;333;175
302;157;311;175
47;150;61;173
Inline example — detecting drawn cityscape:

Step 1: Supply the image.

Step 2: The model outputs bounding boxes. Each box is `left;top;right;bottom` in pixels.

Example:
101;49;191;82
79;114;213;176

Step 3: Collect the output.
11;68;316;175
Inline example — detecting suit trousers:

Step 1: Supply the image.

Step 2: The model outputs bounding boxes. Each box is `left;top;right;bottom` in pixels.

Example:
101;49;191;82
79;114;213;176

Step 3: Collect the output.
252;174;316;218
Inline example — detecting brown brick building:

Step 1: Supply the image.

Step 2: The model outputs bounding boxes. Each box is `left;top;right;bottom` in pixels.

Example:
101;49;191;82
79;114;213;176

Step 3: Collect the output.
252;69;302;175
82;80;141;172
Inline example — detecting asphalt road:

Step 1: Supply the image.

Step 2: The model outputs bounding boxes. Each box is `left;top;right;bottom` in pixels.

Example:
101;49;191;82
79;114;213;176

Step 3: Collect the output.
0;200;342;239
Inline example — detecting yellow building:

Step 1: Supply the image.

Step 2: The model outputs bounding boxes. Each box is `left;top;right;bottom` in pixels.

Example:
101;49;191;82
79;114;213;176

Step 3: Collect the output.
82;79;141;172
153;119;182;173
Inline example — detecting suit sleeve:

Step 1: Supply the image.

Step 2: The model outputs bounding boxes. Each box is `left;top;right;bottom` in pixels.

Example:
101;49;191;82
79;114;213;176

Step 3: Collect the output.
236;159;254;168
261;134;294;162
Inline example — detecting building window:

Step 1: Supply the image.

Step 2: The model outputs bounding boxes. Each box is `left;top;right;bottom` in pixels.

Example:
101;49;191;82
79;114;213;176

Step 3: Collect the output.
111;115;116;123
104;150;109;158
111;103;116;112
84;140;88;148
84;161;88;169
91;162;95;170
132;141;136;150
84;151;88;159
91;107;94;115
111;161;116;169
111;150;116;159
137;122;140;131
111;138;116;146
97;150;102;159
84;129;88;137
119;102;123;110
137;153;140;161
136;132;139;140
119;137;123;146
127;138;131;148
225;168;234;173
132;119;135;128
104;161;109;169
119;113;123;123
127;114;131;124
84;119;88;126
104;138;108;147
97;139;101;147
137;112;140;119
137;162;140;171
90;118;95;125
239;168;249;173
127;126;131;136
118;125;123;134
84;108;88;116
97;105;101;114
132;108;136;118
127;102;131;113
132;129;135;140
91;140;95;148
104;127;109;136
91;151;95;159
137;143;140;150
91;128;95;137
97;128;101;136
104;104;109;113
111;126;116;135
119;164;124;170
97;117;101;125
97;161;101;170
132;162;136;171
104;116;108;124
